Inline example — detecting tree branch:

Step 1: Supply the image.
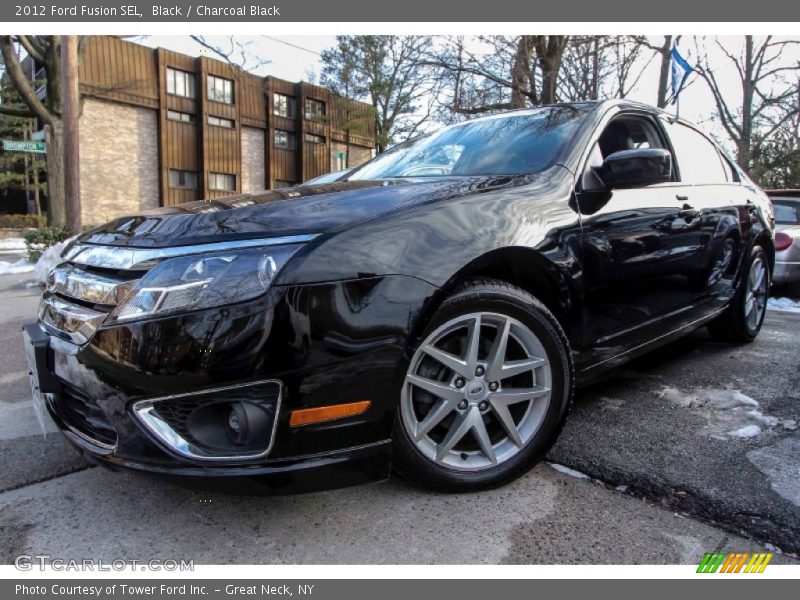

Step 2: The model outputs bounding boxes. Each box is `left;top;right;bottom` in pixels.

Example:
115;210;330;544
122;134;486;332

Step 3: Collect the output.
0;36;53;126
0;104;36;118
15;35;44;63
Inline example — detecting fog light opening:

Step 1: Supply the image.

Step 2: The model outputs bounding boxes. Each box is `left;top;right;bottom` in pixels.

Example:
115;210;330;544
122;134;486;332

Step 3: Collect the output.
131;380;282;462
183;400;274;454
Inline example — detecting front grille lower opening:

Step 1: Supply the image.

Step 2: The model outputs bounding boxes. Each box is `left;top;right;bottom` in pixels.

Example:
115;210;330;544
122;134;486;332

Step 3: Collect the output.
53;386;118;447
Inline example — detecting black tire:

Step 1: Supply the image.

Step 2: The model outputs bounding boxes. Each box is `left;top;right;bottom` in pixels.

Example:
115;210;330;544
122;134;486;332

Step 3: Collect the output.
707;245;770;343
392;279;574;492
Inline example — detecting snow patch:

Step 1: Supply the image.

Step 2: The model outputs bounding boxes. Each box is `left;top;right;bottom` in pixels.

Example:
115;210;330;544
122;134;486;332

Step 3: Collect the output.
764;543;783;555
727;425;762;439
547;462;590;480
657;386;793;440
767;297;800;314
706;389;759;410
0;257;34;275
33;238;73;284
598;396;626;411
0;237;26;253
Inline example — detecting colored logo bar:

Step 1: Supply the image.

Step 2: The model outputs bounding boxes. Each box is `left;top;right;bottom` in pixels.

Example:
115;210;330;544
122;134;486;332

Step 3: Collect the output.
697;552;773;573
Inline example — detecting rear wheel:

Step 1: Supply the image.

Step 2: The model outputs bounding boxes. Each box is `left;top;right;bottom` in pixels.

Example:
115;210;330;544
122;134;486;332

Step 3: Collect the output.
393;279;573;492
707;245;770;342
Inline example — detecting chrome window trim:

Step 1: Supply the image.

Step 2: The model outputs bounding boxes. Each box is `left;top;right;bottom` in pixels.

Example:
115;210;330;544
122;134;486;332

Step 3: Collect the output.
63;234;318;271
130;380;283;463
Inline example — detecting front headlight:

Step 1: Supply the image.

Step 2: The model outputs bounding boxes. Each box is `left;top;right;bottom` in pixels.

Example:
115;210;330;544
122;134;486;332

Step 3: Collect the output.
108;244;302;323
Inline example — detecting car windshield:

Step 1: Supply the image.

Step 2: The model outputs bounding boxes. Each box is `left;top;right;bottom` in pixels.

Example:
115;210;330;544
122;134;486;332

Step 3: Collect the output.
773;199;800;224
348;106;589;180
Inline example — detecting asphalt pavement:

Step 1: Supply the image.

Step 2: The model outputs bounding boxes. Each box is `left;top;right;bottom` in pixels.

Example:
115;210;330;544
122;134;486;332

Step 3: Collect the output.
0;260;798;565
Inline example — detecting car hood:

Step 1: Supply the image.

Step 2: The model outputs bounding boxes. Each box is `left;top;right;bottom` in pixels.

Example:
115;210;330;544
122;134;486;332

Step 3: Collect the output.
78;175;537;248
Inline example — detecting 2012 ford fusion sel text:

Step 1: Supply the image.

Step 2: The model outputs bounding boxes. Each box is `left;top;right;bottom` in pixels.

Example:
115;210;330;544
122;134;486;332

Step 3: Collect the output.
24;100;774;493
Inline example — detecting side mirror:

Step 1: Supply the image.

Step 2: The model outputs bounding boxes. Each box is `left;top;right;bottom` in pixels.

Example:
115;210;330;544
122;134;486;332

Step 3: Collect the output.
600;148;672;189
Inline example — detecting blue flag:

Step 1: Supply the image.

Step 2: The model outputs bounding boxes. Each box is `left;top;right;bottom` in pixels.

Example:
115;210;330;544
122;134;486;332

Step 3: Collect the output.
670;46;693;104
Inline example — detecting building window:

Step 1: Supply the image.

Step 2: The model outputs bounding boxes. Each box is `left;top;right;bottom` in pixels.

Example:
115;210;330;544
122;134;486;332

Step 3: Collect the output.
168;169;198;189
207;75;234;104
304;98;325;120
304;133;325;144
274;130;295;150
209;172;236;191
167;110;194;123
274;93;295;118
207;115;235;128
166;68;195;98
275;180;295;189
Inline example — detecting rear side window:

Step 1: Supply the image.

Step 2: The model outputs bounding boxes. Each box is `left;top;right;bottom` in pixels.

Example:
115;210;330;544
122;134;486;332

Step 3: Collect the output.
772;200;800;224
665;122;728;184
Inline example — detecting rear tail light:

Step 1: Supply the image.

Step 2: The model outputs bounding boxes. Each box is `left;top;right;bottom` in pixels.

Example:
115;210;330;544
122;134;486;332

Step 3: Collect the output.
775;231;794;252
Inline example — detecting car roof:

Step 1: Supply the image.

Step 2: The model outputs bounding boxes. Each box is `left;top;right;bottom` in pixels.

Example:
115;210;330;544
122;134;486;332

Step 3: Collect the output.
766;190;800;199
457;99;683;127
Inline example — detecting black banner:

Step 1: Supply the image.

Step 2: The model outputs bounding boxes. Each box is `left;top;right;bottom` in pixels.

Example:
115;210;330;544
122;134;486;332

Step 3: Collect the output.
4;579;798;600
2;0;799;22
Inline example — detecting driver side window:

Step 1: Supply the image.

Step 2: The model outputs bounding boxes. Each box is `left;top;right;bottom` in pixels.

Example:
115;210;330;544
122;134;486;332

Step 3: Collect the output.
582;115;668;191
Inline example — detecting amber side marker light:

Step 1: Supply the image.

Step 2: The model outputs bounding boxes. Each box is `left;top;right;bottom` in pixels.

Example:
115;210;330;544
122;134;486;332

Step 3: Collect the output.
289;400;372;427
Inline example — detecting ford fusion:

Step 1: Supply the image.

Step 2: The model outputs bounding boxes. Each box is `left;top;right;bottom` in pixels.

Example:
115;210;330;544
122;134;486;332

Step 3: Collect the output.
24;100;774;493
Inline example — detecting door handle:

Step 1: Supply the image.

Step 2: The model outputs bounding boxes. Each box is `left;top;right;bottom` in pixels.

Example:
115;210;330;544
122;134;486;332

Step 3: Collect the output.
676;194;690;201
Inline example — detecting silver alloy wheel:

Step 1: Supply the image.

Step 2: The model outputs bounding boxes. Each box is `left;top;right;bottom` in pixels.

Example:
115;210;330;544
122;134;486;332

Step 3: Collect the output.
401;312;552;471
744;256;768;331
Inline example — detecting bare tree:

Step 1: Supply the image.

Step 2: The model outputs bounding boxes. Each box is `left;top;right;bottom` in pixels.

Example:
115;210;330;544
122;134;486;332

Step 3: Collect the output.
559;36;609;101
751;80;800;187
638;35;676;108
608;37;654;100
0;36;71;227
427;35;569;117
320;41;374;165
322;36;439;152
695;35;800;172
428;36;522;117
533;36;569;105
61;35;81;234
189;36;271;72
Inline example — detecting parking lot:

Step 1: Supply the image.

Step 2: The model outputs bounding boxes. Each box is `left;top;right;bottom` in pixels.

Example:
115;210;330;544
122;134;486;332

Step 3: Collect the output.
1;258;798;565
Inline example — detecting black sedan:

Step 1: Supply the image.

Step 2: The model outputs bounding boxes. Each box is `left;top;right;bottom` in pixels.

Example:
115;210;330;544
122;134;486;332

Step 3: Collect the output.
24;100;774;493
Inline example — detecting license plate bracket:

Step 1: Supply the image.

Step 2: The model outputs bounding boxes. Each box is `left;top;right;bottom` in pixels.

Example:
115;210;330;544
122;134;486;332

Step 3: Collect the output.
22;324;60;436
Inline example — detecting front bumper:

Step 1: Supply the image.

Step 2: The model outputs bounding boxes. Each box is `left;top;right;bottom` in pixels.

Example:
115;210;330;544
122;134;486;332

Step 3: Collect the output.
25;275;439;494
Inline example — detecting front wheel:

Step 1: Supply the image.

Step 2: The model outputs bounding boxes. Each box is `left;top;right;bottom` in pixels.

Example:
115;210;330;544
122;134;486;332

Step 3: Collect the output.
392;279;574;492
707;245;770;343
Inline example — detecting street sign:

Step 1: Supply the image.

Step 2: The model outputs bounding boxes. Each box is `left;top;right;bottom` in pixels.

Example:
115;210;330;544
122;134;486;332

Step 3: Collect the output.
30;130;45;141
2;140;46;153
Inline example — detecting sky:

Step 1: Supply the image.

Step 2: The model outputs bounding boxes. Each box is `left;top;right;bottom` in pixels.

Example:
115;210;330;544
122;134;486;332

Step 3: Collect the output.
139;35;800;156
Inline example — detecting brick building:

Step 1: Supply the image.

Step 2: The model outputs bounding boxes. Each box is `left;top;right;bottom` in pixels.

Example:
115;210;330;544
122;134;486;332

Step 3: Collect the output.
68;37;376;225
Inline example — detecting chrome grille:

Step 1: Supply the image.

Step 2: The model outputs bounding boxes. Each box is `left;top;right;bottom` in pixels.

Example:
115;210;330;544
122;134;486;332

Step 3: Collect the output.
47;263;135;306
39;294;111;344
40;254;144;344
